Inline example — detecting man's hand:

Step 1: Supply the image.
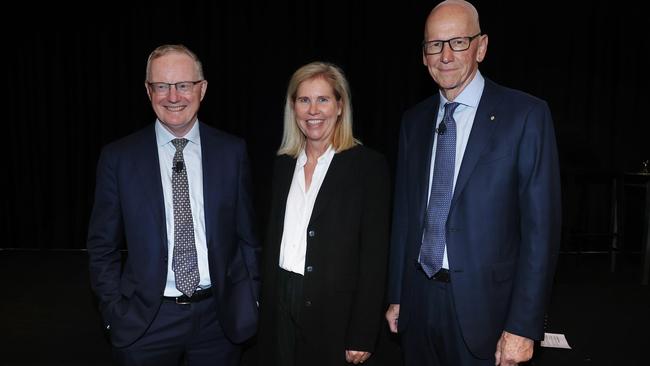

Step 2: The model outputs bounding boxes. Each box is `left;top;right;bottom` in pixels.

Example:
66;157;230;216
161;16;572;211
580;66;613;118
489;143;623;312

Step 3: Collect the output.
385;304;400;333
345;350;371;364
494;331;534;365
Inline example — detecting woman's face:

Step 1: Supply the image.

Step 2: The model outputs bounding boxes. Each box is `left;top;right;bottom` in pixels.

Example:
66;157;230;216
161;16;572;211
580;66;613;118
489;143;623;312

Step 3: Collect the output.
293;77;341;148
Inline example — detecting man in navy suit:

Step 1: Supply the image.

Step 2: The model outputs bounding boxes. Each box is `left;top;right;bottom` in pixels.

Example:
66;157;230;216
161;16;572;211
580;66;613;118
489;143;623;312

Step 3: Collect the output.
87;44;259;366
385;1;561;365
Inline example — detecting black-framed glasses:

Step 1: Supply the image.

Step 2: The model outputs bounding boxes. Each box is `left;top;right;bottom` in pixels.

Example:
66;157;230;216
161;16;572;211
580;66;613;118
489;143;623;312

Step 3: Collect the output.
147;80;204;95
422;33;481;55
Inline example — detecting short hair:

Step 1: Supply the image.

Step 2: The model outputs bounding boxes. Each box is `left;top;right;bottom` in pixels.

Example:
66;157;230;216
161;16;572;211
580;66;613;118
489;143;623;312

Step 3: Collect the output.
277;61;359;157
145;44;204;82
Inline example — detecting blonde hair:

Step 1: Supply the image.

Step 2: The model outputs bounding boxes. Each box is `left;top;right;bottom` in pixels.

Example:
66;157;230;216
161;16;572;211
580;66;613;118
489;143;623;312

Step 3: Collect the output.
145;44;204;81
277;62;359;157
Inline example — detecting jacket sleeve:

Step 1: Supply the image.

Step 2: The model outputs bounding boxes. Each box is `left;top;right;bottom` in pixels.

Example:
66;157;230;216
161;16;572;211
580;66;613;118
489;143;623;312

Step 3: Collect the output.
86;146;124;327
235;142;261;301
387;118;409;304
506;100;561;340
345;152;392;351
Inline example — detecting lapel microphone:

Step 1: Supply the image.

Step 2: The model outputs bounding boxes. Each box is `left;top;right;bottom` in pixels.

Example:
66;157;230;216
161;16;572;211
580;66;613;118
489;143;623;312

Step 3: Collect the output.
436;122;447;135
173;161;184;172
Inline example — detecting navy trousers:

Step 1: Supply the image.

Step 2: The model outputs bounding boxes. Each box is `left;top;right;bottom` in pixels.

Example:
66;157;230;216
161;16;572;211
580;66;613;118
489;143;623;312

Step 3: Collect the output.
401;268;494;366
112;297;241;366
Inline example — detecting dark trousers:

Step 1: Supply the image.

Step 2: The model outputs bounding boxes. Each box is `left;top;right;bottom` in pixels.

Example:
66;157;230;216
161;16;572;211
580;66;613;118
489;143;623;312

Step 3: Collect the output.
401;268;493;366
275;267;305;366
112;297;241;366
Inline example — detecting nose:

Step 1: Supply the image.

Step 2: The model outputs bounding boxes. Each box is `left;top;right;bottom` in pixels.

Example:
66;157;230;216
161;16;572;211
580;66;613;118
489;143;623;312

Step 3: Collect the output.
440;42;454;63
167;85;181;101
308;102;319;115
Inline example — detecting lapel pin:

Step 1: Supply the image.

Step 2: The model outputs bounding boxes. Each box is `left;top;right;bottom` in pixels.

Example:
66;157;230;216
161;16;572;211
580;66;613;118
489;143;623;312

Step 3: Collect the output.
490;115;495;121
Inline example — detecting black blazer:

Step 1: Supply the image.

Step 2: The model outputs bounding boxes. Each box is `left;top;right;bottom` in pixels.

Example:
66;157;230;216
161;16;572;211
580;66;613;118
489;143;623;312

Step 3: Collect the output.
259;145;391;366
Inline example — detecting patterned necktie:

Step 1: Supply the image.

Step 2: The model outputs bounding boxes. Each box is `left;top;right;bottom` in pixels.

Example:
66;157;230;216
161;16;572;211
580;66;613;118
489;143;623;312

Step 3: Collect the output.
419;102;460;278
171;138;200;296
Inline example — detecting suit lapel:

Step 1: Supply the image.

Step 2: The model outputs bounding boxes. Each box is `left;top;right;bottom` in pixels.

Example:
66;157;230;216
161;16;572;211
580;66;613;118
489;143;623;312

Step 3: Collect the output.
200;123;222;247
451;81;503;206
267;155;296;263
310;150;348;223
414;99;441;227
271;149;348;239
271;155;297;251
134;125;167;246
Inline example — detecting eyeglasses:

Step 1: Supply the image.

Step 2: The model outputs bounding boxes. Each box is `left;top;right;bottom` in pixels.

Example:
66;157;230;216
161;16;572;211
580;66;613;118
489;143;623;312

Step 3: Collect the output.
422;33;481;55
147;80;204;95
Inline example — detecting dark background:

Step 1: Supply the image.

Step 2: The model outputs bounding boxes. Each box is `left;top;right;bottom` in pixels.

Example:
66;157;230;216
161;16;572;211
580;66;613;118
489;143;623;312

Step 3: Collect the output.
2;1;649;365
5;0;648;250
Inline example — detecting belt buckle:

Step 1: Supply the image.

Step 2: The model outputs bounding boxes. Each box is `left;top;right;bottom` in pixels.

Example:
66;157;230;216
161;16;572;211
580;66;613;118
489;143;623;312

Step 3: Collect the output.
433;269;450;282
175;296;191;305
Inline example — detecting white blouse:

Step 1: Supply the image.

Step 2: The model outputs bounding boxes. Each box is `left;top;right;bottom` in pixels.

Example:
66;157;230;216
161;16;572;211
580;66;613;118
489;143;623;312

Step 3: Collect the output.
278;146;335;275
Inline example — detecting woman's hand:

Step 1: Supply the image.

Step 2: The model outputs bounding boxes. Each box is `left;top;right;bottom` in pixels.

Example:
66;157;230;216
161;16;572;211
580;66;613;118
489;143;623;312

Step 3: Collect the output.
345;350;371;364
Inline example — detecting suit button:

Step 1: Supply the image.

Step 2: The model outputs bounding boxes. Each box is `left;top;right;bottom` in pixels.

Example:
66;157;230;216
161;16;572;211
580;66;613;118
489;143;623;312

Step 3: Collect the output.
163;256;168;262
308;230;315;237
306;265;314;273
305;300;312;307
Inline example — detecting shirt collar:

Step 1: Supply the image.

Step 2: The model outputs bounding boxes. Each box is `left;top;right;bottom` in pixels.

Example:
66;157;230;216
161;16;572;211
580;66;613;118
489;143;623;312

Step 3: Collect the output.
438;70;485;109
155;119;201;147
297;144;335;167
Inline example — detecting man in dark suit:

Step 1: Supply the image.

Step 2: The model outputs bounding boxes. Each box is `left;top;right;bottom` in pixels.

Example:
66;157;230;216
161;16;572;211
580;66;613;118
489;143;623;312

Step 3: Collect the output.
385;1;561;365
87;44;259;366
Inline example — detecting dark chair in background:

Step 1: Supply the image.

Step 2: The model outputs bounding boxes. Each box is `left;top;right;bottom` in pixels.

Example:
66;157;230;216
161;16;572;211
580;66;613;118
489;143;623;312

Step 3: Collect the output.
619;171;650;285
561;169;621;272
562;168;650;285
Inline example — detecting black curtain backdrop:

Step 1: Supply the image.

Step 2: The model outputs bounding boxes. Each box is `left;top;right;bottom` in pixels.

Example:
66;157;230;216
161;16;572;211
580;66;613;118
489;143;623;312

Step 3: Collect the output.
5;0;648;250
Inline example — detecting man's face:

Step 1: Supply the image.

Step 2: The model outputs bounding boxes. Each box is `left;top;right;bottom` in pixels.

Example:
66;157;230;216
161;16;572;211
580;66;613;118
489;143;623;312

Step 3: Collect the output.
422;4;487;100
146;52;206;137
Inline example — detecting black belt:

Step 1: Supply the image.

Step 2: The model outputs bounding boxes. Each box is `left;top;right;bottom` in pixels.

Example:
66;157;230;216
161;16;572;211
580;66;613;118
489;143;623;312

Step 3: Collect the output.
416;263;452;283
431;268;451;283
163;288;213;305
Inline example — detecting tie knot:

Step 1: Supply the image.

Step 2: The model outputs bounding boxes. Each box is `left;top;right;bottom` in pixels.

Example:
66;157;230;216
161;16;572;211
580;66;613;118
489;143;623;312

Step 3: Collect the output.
443;102;460;121
171;138;189;152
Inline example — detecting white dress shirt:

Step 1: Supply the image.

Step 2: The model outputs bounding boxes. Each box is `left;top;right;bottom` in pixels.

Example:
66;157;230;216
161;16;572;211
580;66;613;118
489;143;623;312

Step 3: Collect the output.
155;120;211;296
279;146;336;275
427;71;485;269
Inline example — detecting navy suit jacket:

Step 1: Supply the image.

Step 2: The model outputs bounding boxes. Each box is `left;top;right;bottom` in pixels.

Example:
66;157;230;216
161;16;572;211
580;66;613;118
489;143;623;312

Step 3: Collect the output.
388;79;561;358
87;122;260;348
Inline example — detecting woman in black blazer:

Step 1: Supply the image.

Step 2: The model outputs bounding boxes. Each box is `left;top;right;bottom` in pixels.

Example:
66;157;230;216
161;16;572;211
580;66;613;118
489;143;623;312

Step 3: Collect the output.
258;62;391;366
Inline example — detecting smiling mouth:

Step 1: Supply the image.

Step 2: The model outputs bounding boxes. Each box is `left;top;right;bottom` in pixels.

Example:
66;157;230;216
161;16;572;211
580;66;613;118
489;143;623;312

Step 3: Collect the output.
165;105;186;112
307;119;324;125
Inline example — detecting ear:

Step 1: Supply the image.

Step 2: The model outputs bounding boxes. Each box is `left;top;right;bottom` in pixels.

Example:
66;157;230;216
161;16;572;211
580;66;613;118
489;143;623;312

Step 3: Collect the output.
199;80;208;101
145;83;153;100
476;34;488;63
